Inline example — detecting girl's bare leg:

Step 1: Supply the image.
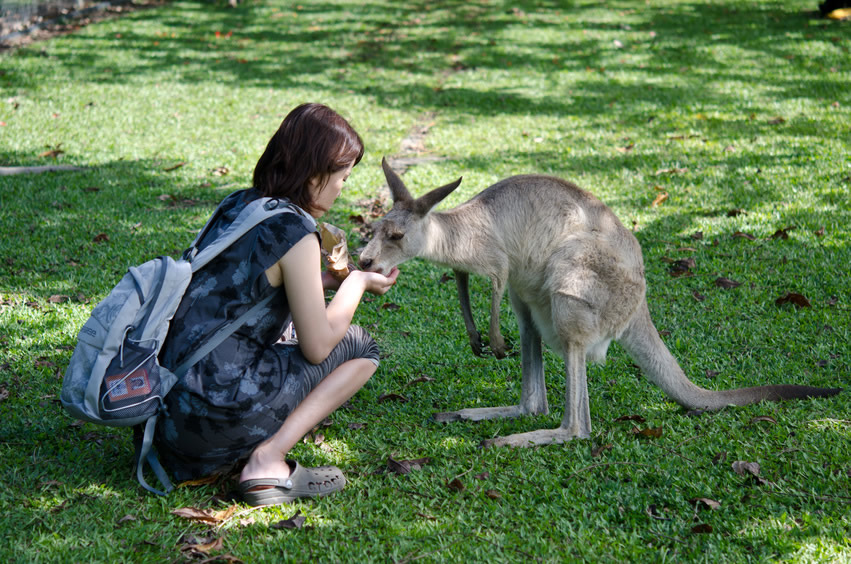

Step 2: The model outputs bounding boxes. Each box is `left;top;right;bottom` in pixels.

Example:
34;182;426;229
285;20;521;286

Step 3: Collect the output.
239;358;376;484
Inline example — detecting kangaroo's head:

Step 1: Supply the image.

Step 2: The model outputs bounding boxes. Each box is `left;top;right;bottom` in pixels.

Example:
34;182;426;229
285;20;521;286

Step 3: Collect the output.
358;157;462;275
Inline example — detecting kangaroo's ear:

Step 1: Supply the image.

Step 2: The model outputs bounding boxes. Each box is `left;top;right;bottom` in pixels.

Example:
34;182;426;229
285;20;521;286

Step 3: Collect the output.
412;177;463;216
382;157;413;204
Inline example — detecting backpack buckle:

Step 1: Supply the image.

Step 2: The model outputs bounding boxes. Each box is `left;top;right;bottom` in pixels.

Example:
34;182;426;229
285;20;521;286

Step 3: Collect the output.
264;199;280;211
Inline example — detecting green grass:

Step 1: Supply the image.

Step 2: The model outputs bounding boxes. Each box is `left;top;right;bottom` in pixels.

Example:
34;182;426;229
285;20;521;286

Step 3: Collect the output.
1;0;849;561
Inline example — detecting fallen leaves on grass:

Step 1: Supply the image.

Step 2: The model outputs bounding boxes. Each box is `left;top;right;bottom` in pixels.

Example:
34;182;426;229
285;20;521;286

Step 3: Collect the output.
750;415;777;425
690;497;721;511
663;256;695;277
651;192;669;207
775;292;811;308
387;456;431;475
447;478;466;492
39;144;65;158
631;426;663;439
163;162;186;172
378;392;408;403
732;231;756;241
691;523;713;534
655;167;688;175
591;444;613;457
732;460;769;485
271;511;307;530
715;277;741;289
770;226;797;240
171;505;238;525
614;414;646;423
404;375;435;388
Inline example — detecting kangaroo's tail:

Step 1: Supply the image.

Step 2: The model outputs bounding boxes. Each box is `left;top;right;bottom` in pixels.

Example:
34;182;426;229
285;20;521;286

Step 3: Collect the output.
618;302;842;410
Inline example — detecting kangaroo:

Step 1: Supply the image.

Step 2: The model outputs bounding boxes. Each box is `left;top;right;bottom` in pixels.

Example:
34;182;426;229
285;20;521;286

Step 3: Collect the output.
359;158;842;447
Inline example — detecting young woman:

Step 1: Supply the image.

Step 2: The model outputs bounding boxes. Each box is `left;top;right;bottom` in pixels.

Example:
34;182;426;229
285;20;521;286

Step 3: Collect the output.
155;103;399;506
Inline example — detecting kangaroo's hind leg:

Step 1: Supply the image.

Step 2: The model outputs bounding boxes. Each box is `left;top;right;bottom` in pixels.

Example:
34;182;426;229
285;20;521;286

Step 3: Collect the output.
434;288;545;423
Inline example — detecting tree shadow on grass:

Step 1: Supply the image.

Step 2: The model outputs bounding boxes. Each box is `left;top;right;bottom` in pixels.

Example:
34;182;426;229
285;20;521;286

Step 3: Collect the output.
4;0;845;111
0;152;224;297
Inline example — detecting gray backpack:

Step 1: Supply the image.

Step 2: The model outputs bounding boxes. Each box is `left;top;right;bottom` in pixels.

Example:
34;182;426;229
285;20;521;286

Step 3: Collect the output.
61;193;314;495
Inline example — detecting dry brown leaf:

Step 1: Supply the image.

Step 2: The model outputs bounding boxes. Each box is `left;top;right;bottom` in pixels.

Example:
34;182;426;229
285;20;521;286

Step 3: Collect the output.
770;226;797;240
48;295;70;303
403;375;435;388
387;456;430;475
651;192;669;207
614;414;646;423
211;166;229;176
447;478;466;492
485;489;502;499
377;392;408;403
319;222;353;281
171;505;237;524
93;233;109;243
715;277;741;289
632;426;663;438
655;167;688;175
172;507;220;523
691;231;704;240
750;415;777;425
732;460;761;477
271;510;307;530
178;475;219;487
39;146;65;158
691;523;713;534
732;231;756;240
163;162;186;172
591;443;613;457
690;497;721;510
767;116;786;125
381;302;401;311
775;292;811;308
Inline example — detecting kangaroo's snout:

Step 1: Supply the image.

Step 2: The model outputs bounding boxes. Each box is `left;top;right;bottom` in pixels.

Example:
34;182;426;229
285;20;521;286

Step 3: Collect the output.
358;257;374;271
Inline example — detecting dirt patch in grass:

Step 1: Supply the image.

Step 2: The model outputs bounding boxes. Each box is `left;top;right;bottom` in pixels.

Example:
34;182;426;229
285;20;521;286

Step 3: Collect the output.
1;0;169;51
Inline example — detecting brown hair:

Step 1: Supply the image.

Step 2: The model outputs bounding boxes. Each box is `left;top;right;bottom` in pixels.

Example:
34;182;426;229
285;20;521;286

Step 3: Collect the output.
252;103;364;211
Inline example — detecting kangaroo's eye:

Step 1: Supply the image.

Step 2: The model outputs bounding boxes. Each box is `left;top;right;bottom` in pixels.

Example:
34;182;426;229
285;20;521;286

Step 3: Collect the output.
388;231;404;241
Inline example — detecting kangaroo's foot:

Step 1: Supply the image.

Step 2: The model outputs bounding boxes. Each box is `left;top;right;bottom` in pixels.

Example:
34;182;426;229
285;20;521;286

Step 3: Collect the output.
480;426;588;448
434;405;528;423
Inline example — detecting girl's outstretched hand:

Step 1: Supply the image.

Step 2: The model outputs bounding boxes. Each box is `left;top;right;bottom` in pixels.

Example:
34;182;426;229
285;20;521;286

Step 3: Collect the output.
355;267;400;296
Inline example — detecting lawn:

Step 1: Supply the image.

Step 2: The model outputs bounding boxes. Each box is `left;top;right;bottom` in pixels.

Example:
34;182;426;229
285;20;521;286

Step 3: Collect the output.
0;0;849;562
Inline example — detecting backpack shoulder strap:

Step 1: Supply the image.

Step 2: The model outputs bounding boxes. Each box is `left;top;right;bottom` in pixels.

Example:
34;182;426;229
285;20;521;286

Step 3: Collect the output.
189;197;314;273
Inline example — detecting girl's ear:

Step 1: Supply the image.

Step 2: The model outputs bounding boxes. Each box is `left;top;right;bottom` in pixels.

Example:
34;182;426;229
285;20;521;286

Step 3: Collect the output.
308;174;327;193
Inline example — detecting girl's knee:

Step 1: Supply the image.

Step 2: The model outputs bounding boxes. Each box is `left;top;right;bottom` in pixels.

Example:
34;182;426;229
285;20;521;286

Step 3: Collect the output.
345;325;380;366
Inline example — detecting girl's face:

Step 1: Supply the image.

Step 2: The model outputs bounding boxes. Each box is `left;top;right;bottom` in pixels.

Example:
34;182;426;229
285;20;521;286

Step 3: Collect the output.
307;162;354;218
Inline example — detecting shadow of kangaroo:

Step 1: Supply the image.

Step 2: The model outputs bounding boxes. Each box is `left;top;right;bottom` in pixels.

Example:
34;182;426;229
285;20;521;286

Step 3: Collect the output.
358;158;842;447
